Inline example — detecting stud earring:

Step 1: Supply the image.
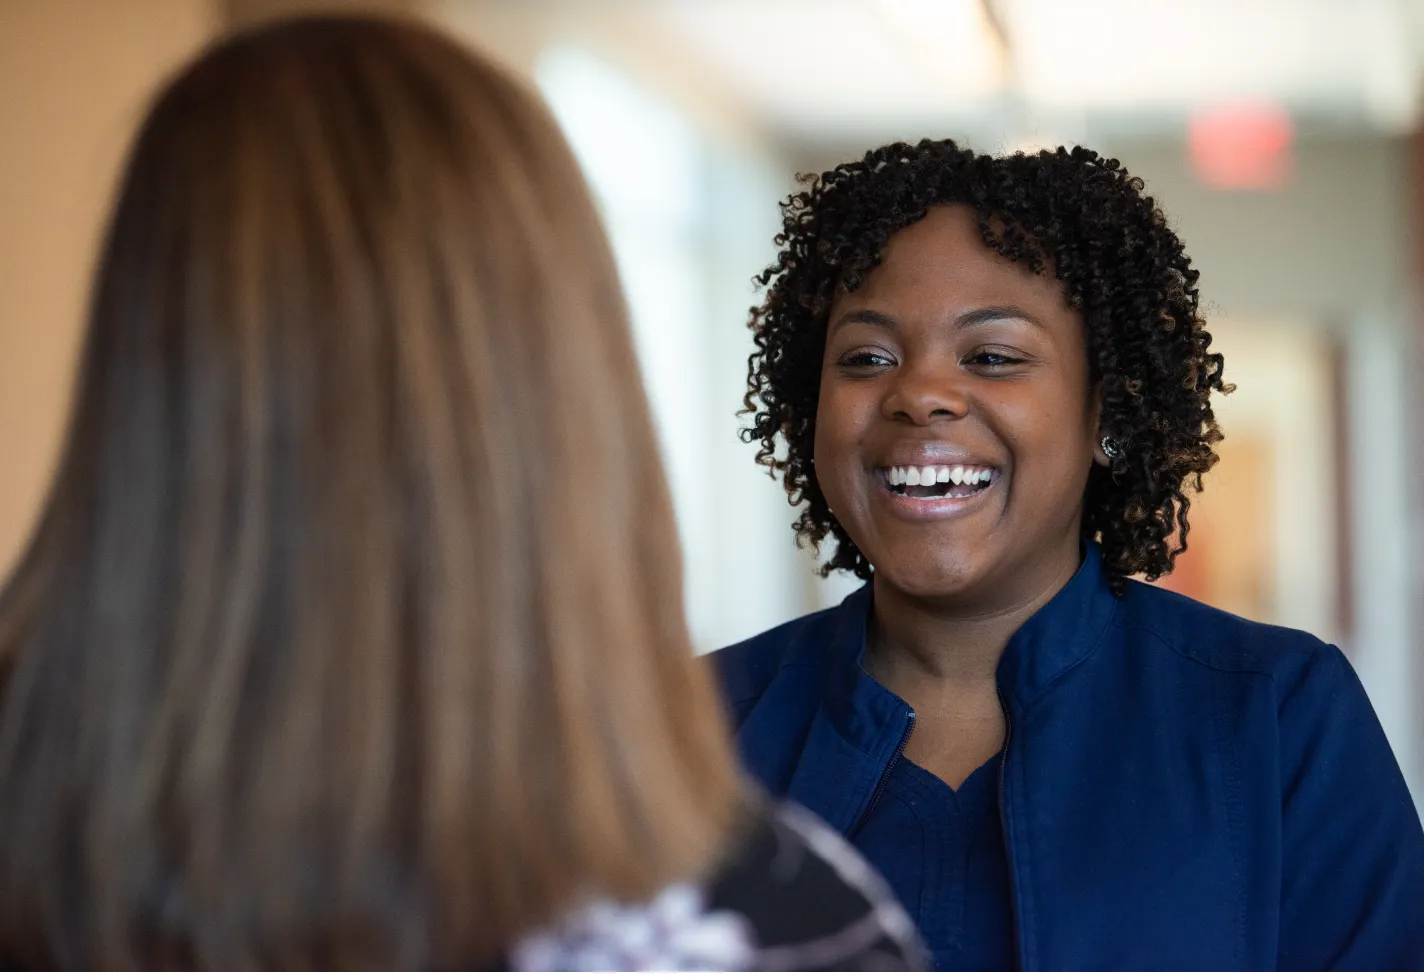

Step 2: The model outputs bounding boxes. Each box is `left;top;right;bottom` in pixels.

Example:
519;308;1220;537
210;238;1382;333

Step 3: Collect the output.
1100;435;1122;460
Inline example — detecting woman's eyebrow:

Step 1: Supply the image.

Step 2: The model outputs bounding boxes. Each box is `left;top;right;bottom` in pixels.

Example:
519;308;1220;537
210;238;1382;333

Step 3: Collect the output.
830;305;1044;336
956;305;1044;330
828;308;898;336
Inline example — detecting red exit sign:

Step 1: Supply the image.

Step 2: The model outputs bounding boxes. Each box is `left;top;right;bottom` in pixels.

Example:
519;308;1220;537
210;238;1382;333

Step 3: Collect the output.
1188;101;1294;191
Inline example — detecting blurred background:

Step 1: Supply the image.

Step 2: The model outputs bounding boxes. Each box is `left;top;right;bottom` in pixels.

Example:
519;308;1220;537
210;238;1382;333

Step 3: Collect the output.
2;0;1422;809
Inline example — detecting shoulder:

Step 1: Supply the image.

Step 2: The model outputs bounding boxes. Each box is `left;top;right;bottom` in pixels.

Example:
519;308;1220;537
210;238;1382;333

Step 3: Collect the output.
508;802;928;972
1112;581;1398;765
1114;578;1336;683
708;602;846;711
706;801;929;970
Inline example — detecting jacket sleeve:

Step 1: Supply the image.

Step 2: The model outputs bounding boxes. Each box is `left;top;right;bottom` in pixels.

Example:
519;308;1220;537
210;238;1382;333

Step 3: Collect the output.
1276;644;1424;969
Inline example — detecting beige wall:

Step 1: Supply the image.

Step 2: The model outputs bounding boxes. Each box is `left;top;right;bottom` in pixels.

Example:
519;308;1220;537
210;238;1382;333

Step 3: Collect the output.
1100;135;1412;324
0;0;220;580
226;0;423;30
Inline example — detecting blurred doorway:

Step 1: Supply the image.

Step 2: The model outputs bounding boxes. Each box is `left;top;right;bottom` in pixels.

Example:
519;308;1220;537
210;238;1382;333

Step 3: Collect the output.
1155;320;1341;644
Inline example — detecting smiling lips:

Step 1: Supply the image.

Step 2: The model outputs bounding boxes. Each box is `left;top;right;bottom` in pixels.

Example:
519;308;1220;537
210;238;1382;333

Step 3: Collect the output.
880;464;1000;499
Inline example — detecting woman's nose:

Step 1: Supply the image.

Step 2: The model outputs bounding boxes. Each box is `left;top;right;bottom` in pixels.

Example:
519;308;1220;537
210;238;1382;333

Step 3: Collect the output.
881;361;970;425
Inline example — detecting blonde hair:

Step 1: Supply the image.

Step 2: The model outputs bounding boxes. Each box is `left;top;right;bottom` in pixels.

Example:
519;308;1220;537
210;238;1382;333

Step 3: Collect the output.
0;16;742;968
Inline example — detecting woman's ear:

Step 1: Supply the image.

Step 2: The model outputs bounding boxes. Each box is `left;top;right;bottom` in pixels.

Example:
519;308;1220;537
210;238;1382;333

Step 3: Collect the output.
1089;386;1112;467
1093;434;1113;467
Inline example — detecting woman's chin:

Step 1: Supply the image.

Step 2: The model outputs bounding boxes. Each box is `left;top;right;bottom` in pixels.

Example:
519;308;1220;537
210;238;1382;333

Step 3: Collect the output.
873;555;994;606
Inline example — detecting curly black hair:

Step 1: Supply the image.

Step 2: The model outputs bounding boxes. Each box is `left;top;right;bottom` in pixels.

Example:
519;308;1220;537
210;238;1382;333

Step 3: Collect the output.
742;139;1231;593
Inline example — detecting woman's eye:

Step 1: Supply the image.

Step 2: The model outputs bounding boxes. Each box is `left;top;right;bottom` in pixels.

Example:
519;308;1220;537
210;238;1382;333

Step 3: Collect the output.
965;350;1026;369
838;351;894;368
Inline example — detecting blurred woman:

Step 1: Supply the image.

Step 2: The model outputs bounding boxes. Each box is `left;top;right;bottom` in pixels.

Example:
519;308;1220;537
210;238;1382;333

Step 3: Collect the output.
715;139;1424;969
0;17;924;969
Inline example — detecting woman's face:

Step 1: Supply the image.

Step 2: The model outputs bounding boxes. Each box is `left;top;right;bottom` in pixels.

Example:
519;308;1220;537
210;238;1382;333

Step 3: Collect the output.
814;204;1107;609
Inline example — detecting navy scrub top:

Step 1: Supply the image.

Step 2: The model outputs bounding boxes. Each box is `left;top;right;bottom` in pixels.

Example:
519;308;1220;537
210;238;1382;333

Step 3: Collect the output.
852;746;1013;970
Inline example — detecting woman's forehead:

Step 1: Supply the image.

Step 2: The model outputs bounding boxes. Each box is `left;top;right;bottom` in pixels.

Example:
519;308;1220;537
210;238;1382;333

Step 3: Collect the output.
831;206;1074;324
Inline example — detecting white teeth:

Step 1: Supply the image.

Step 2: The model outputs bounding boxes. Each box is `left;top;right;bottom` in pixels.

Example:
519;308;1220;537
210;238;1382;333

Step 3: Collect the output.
884;464;996;489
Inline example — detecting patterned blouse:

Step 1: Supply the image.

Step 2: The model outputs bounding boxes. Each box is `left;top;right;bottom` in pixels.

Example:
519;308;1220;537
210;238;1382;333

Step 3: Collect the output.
511;801;929;971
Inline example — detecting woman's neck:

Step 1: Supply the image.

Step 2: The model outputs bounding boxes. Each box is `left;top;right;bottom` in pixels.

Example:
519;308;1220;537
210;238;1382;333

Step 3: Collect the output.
865;547;1082;697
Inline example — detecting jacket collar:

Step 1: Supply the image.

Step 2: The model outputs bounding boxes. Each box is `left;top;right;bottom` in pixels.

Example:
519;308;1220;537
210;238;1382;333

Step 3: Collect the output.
992;540;1119;710
820;540;1119;751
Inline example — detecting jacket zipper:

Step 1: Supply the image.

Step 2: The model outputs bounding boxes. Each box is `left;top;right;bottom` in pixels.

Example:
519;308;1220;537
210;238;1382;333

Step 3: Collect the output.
997;688;1021;969
852;708;915;837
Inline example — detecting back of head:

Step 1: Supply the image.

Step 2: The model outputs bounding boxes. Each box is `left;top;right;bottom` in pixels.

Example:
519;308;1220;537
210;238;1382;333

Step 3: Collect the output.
0;15;741;968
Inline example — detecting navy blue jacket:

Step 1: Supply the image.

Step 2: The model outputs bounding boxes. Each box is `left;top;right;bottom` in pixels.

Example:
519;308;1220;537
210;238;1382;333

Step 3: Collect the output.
712;544;1424;969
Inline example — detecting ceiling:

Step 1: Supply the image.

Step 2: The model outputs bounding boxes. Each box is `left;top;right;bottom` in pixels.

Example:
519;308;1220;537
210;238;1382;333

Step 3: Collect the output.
554;0;1424;154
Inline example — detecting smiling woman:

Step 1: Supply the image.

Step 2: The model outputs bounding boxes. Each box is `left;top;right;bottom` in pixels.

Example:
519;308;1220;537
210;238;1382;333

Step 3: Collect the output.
712;138;1424;970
